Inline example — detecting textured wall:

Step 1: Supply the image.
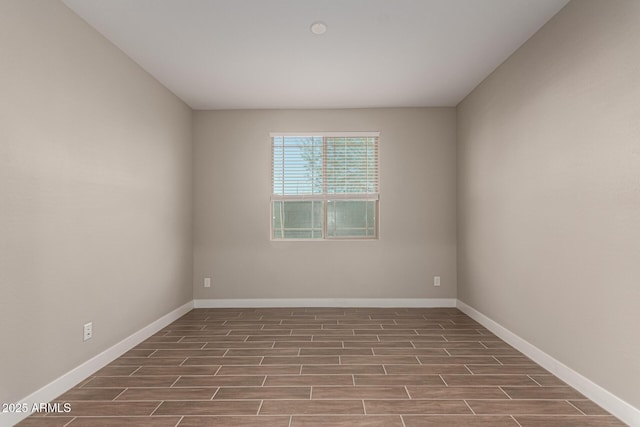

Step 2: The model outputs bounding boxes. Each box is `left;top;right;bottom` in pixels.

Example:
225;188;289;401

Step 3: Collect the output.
0;0;193;404
457;0;640;409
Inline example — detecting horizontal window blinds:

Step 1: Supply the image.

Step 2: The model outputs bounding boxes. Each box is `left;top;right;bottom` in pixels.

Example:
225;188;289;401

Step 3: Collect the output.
273;136;323;196
272;134;379;199
326;136;378;195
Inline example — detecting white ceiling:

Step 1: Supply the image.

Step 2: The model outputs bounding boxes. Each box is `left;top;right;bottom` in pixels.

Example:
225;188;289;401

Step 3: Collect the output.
63;0;569;110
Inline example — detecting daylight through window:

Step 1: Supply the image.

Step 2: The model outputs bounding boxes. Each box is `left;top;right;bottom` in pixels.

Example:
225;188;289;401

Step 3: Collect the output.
271;132;379;240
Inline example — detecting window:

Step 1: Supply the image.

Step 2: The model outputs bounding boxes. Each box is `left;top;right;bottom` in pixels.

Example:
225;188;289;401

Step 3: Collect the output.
271;132;379;240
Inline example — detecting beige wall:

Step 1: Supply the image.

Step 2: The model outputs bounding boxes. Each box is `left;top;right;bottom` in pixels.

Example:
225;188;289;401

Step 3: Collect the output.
457;0;640;409
0;1;193;404
193;108;456;300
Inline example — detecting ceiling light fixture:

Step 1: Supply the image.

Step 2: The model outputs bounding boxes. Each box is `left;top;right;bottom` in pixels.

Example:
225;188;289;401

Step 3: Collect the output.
310;21;327;35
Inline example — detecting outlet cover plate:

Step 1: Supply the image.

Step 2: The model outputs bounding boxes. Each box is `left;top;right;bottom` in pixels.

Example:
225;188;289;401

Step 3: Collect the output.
83;322;93;341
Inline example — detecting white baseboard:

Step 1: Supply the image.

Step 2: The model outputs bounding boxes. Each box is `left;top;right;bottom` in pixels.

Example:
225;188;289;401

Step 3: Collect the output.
1;300;193;427
456;300;639;427
193;298;457;308
8;298;635;426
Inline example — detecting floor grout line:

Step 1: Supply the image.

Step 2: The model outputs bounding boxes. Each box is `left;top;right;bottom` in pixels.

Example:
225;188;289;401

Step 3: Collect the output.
528;374;543;386
112;388;128;401
439;374;448;386
149;400;164;416
567;399;588;415
463;399;476;415
210;386;220;400
169;376;181;388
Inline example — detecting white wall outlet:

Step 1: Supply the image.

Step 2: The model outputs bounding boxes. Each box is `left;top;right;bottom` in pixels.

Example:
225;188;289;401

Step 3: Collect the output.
434;276;441;287
83;322;93;341
204;277;211;288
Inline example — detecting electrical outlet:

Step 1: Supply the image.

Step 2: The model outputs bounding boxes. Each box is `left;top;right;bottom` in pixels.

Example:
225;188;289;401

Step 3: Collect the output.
434;276;441;287
204;277;211;288
83;322;93;341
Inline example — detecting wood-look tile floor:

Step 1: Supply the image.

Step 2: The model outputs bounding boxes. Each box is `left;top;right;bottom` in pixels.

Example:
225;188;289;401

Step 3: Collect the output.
18;308;626;426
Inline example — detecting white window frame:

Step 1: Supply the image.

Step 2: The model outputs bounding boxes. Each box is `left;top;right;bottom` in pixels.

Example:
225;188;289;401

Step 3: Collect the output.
270;131;380;241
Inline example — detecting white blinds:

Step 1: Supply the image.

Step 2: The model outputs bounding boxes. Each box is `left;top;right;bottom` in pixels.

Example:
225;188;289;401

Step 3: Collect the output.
272;135;323;196
272;133;379;199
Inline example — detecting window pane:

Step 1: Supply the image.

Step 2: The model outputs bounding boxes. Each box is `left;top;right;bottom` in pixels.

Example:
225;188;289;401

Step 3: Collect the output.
272;201;322;239
326;200;377;238
273;136;323;195
325;137;378;194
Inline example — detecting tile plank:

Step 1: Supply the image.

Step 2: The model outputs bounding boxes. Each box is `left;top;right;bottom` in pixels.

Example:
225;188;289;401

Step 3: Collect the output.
260;400;364;415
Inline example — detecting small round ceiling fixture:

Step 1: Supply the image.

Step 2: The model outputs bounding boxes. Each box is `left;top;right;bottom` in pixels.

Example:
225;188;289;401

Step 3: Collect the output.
310;21;327;35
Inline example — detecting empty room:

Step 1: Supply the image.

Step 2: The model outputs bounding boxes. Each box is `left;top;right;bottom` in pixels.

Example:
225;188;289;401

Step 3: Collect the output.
1;0;638;426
